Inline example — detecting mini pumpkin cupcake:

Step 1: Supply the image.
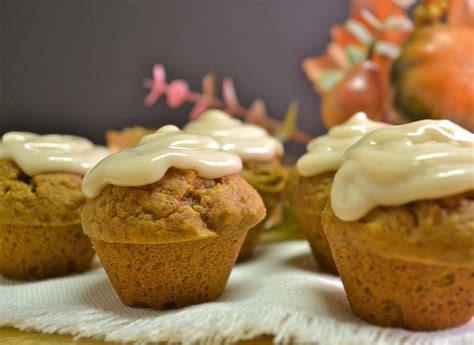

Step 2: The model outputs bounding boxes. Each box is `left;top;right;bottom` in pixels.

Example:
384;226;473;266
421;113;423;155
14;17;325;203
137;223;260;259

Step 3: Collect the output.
322;120;474;330
0;132;108;280
184;109;287;261
284;112;387;274
81;125;265;309
105;126;154;153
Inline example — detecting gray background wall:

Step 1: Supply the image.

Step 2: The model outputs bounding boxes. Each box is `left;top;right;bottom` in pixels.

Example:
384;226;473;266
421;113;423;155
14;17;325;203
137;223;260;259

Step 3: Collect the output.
0;0;349;153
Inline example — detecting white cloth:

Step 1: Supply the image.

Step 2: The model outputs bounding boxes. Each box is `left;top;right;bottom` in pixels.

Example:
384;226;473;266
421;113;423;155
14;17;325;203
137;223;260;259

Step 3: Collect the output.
0;241;472;344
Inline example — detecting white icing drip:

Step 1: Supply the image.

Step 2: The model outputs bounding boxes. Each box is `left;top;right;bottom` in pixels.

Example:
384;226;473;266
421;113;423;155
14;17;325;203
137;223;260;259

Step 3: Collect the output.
0;131;109;176
184;109;283;161
81;125;243;198
297;112;388;177
331;120;474;221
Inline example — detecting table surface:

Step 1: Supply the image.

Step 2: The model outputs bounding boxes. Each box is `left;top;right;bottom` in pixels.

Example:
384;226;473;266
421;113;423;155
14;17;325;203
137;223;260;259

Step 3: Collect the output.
0;327;273;344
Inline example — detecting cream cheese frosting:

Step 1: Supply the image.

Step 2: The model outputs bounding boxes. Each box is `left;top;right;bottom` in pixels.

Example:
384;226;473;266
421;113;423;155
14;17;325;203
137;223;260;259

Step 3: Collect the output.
297;112;388;177
183;109;283;161
0;131;109;176
81;125;243;198
331;119;474;221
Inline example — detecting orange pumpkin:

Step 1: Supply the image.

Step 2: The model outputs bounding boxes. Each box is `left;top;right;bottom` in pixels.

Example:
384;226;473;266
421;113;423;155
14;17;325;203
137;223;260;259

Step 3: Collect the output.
391;25;474;131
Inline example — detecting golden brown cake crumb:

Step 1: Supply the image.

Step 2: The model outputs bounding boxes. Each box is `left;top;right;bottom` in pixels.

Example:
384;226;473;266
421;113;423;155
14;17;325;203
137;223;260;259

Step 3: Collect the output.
0;160;86;226
82;168;266;243
323;192;474;264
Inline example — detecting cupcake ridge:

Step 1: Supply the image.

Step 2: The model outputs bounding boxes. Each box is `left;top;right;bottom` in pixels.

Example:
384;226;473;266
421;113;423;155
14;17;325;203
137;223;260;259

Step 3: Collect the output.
0;131;109;177
331;119;474;221
183;109;283;161
296;112;388;177
81;125;243;198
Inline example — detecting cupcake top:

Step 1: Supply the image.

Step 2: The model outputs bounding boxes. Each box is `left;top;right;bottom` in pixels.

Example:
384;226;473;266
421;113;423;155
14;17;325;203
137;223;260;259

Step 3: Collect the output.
0;131;109;177
297;112;388;177
81;125;243;198
183;109;283;161
331;119;474;221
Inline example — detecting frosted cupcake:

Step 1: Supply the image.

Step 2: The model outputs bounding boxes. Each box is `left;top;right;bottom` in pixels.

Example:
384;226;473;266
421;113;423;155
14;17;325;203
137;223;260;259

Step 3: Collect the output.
106;126;154;153
0;132;108;280
81;126;265;309
284;112;387;273
322;120;474;330
184;109;286;260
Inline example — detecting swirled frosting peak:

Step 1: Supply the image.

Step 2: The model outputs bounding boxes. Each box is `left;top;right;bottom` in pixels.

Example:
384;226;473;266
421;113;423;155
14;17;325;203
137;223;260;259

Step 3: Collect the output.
81;125;243;198
331;120;474;221
184;109;283;161
297;112;388;177
0;131;109;176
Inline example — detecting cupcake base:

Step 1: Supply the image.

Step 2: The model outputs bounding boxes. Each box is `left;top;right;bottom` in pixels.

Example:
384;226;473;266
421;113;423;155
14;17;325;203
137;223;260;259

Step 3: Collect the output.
0;223;94;280
298;216;338;274
285;170;338;274
331;241;474;330
239;159;287;261
237;222;263;262
91;232;246;309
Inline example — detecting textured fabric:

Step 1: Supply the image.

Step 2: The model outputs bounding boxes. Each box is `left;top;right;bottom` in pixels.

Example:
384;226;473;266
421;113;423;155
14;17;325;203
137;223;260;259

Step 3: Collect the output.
0;241;472;344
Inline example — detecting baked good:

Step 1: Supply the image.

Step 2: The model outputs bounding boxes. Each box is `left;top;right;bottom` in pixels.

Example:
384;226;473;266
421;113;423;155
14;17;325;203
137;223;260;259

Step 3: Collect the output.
285;112;387;273
105;126;154;152
81;125;265;309
0;132;108;280
322;120;474;330
184;109;286;260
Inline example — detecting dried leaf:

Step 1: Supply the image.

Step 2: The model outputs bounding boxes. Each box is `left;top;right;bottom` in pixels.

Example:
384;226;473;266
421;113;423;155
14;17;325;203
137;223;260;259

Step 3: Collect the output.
302;0;412;109
144;64;167;106
384;14;414;31
394;0;417;10
373;40;400;59
360;8;383;30
247;99;268;124
302;54;339;86
190;99;211;120
327;42;351;69
331;25;361;46
167;79;190;108
316;69;345;92
153;64;166;83
346;19;374;46
346;44;367;67
202;72;216;99
368;0;406;20
264;203;283;230
222;78;240;111
274;100;299;143
144;89;163;107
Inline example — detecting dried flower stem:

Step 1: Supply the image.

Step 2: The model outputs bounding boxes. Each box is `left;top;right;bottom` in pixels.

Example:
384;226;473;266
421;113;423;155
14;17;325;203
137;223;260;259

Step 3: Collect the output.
143;75;312;144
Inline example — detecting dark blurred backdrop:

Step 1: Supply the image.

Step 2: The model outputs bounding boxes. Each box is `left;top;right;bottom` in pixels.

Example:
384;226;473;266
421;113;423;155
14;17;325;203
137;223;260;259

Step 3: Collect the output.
0;0;349;154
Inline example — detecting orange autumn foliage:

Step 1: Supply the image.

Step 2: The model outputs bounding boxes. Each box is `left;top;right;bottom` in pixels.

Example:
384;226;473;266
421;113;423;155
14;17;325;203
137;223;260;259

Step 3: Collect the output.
303;0;474;131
